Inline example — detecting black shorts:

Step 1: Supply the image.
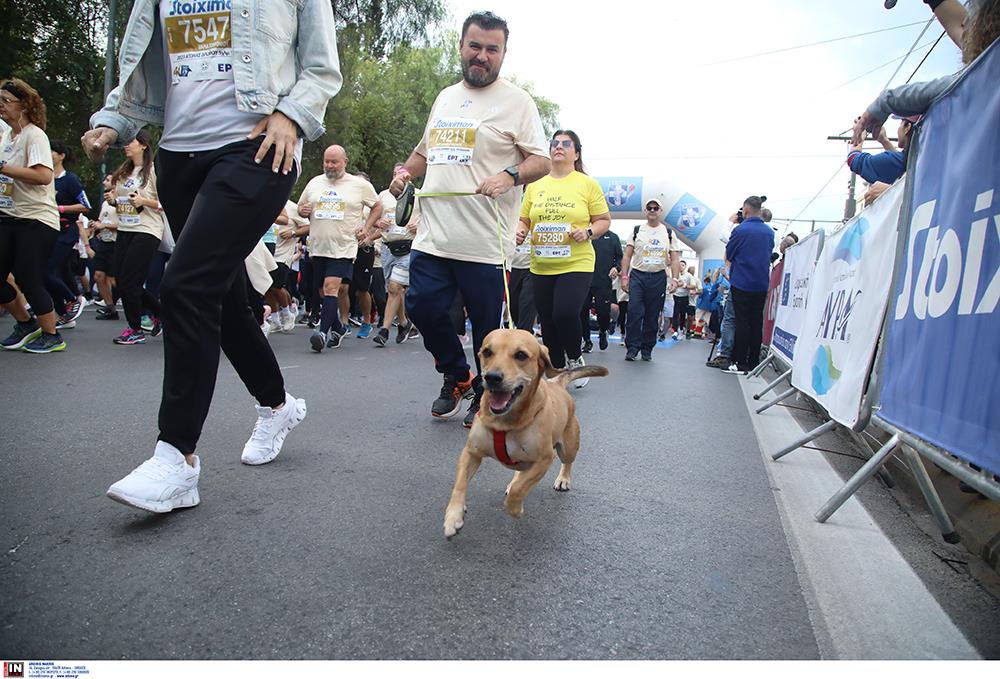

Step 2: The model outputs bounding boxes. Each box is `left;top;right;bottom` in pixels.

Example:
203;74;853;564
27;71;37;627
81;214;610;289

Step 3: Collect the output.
92;240;116;275
68;249;85;276
352;246;375;292
312;256;352;283
271;261;289;289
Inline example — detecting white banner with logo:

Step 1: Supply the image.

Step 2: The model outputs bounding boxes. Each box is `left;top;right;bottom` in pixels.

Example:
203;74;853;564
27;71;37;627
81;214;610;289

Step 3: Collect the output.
791;180;903;427
771;229;824;365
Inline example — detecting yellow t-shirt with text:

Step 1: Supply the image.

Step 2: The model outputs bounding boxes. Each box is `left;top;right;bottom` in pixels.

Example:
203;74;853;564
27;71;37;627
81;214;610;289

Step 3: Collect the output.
520;171;609;276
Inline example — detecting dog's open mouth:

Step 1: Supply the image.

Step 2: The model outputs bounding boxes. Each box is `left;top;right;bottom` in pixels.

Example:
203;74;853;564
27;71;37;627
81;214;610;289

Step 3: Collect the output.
487;385;524;415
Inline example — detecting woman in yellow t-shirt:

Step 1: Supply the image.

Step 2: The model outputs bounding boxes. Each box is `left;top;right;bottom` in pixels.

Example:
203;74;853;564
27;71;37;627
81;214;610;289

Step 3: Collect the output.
516;130;610;386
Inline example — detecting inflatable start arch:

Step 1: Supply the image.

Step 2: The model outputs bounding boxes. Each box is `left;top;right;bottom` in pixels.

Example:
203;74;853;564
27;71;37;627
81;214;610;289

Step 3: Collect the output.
595;175;729;274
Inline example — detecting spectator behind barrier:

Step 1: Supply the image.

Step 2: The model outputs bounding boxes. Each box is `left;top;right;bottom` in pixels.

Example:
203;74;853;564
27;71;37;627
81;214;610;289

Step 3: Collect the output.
846;114;918;186
852;0;999;144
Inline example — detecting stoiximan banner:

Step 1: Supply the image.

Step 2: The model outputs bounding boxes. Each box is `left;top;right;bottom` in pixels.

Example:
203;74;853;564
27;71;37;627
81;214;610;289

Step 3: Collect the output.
878;39;1000;475
772;229;824;365
791;180;902;428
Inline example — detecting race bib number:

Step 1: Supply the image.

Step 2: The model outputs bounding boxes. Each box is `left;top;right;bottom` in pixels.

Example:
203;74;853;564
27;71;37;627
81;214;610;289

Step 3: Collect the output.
386;225;408;236
426;117;479;166
0;175;13;209
514;242;531;256
116;196;141;227
532;222;572;259
164;10;234;84
641;244;666;268
315;190;345;221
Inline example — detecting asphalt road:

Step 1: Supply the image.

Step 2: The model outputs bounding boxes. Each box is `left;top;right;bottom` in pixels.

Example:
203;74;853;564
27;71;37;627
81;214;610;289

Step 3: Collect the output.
0;310;991;659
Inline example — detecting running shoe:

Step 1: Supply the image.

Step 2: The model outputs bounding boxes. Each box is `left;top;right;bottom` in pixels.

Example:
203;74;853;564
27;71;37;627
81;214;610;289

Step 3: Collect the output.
241;392;308;465
113;328;146;345
407;326;420;341
340;324;353;338
432;370;473;419
725;363;746;375
310;329;325;353
23;331;67;353
641;352;652;362
1;320;41;350
106;441;200;513
65;296;85;323
140;315;155;333
625;349;638;362
55;314;76;329
358;322;372;339
279;308;296;333
462;375;484;428
372;327;389;347
599;331;608;351
326;328;344;349
671;331;679;341
148;317;163;337
566;357;590;389
349;315;362;327
396;320;414;344
582;339;593;353
95;306;119;320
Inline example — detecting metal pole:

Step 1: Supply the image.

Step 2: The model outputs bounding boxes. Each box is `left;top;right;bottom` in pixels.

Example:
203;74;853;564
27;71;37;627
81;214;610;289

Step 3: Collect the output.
747;353;774;379
100;0;118;179
753;368;791;401
755;387;797;415
772;419;838;461
899;445;961;543
844;172;857;222
815;434;899;522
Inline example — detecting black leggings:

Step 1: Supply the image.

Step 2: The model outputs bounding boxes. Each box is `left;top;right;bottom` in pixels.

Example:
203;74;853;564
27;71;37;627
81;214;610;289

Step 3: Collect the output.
580;285;612;336
0;217;58;316
114;231;161;331
671;294;688;332
533;270;592;369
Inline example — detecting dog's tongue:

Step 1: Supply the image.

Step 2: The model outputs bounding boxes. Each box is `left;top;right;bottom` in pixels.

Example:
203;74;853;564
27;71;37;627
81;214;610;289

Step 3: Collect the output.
489;391;513;412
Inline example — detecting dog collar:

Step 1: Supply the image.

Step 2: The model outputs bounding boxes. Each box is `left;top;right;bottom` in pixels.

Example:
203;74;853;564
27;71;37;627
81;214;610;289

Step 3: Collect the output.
477;414;531;471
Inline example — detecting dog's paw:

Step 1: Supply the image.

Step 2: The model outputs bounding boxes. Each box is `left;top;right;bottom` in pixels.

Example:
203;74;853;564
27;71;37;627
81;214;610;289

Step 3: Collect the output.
504;497;524;518
553;476;571;492
444;507;465;539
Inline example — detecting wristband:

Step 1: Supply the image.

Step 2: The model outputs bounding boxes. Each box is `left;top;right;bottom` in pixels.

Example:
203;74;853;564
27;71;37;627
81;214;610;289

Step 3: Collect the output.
923;0;945;9
58;205;65;214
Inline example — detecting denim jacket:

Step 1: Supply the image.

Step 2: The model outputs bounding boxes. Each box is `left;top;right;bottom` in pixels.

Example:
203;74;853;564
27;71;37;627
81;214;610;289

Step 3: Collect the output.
90;0;342;144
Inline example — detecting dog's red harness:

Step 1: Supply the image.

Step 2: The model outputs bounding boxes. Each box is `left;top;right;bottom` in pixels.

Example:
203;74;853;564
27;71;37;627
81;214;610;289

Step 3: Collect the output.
477;413;531;471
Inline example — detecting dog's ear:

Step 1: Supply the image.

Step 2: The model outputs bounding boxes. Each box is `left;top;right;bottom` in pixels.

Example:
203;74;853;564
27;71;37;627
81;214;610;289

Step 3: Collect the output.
537;343;560;378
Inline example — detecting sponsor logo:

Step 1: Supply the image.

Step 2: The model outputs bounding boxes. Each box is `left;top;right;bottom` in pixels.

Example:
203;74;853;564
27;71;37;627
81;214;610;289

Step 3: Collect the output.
832;218;869;266
173;65;192;78
3;662;24;678
811;345;842;395
167;0;232;15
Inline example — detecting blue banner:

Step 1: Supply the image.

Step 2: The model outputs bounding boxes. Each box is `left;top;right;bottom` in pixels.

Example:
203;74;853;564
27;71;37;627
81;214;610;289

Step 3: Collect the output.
665;192;717;244
597;177;643;213
878;41;1000;475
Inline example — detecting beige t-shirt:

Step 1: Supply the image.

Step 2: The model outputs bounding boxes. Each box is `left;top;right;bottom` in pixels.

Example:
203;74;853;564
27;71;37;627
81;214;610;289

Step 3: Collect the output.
628;224;672;273
96;201;118;242
273;199;306;266
298;173;378;259
114;166;164;238
377;188;419;244
0;124;59;229
413;78;549;265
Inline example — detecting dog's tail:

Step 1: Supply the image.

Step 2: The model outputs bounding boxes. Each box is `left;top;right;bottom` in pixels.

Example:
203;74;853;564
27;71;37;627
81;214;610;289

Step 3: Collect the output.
552;364;609;388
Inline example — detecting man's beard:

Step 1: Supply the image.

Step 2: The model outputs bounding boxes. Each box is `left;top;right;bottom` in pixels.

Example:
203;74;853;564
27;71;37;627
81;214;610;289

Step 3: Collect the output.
462;58;499;88
325;169;343;180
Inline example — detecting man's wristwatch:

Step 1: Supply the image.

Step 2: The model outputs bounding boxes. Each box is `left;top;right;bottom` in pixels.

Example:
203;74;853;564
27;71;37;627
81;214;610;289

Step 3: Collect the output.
503;165;520;186
586;227;594;240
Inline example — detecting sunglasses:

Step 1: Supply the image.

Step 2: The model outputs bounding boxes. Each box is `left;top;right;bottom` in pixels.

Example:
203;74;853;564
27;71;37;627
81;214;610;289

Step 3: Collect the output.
550;139;574;149
646;205;661;212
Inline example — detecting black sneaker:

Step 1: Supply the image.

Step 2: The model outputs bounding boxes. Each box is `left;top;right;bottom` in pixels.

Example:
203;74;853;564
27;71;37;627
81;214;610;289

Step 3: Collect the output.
372;327;389;347
641;352;652;361
326;329;344;349
432;371;473;419
55;314;76;330
310;330;325;353
582;340;593;353
599;331;608;350
148;317;162;337
396;321;413;344
95;306;119;320
463;376;484;428
64;297;85;322
625;349;638;361
1;319;41;350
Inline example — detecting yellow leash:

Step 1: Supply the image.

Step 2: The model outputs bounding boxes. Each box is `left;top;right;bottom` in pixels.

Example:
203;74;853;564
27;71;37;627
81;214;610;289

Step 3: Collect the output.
413;190;515;331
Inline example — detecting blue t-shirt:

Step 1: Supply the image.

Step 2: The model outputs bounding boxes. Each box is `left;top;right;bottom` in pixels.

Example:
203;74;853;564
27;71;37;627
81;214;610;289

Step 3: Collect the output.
846;149;905;185
725;218;774;292
54;171;91;243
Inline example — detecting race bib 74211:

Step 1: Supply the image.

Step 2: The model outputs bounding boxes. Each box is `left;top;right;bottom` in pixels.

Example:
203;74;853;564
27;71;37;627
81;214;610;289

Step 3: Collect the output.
426;117;479;166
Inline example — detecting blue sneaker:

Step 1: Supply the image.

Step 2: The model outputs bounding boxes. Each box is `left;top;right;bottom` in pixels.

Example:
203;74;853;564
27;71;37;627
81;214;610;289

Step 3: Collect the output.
2;320;42;350
357;322;372;339
140;315;154;333
23;331;67;354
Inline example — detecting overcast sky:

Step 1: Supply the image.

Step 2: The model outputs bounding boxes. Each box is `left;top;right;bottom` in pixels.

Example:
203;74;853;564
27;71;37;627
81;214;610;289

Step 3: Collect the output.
442;0;964;234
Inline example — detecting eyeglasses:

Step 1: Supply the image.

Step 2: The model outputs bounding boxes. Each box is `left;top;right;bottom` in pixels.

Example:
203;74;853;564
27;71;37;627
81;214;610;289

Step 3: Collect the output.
550;139;574;149
646;205;661;212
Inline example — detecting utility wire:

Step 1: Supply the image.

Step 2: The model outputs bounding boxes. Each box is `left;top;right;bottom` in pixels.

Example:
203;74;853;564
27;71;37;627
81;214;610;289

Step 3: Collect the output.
905;30;947;84
783;163;847;237
883;17;935;89
699;21;928;67
825;39;937;94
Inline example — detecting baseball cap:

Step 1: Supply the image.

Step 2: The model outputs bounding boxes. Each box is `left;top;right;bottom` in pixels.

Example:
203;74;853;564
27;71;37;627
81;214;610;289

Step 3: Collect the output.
891;113;922;124
645;198;663;209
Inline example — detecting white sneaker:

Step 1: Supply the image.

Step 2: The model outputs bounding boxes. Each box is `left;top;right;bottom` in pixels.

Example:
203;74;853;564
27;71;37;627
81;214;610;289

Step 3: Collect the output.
566;357;590;389
279;308;295;333
671;331;679;341
725;363;743;374
106;441;200;513
241;392;308;465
